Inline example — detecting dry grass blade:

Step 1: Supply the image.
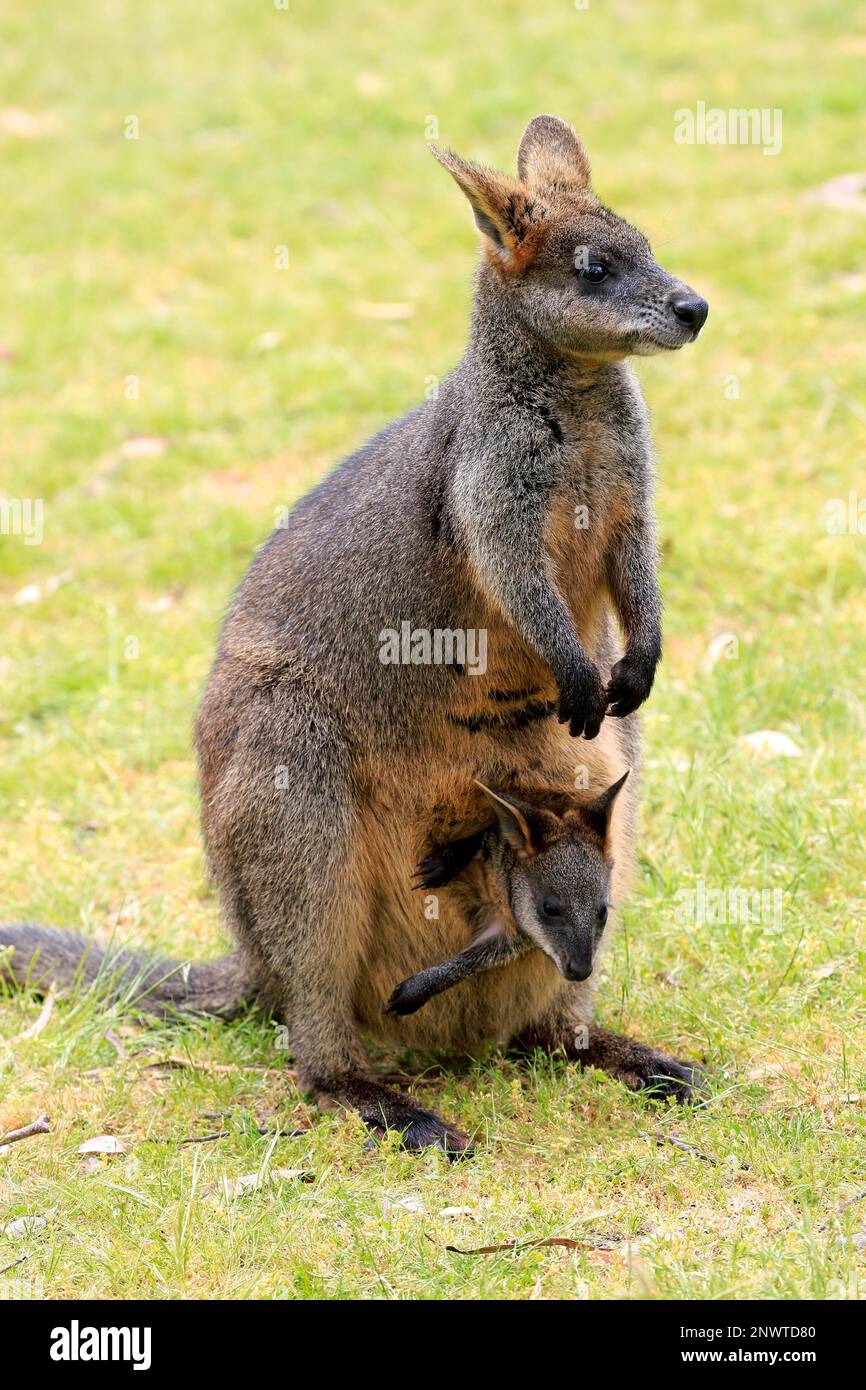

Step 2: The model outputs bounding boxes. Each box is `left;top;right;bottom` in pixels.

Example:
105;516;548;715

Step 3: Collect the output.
105;1029;129;1060
138;1055;289;1079
19;988;56;1039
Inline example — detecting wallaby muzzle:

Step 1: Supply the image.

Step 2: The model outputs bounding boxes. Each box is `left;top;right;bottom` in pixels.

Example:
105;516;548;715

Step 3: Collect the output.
557;951;594;982
669;291;709;337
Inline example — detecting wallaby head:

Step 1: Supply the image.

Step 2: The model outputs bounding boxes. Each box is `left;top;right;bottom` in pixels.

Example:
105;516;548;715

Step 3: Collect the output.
474;772;629;982
432;114;708;361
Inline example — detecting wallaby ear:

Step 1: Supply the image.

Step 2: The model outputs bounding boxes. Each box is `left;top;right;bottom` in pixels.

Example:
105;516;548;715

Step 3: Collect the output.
473;781;550;858
517;114;592;193
430;145;532;261
579;770;629;842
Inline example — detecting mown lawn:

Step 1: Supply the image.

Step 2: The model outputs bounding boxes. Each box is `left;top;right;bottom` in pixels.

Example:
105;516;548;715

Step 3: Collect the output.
1;0;864;1300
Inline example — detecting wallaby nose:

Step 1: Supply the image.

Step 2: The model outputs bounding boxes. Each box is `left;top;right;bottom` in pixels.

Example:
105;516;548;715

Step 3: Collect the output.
670;294;709;334
562;958;592;982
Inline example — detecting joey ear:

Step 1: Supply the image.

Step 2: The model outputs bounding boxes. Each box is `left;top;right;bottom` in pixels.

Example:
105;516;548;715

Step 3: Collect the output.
580;770;629;842
473;781;550;858
430;145;531;259
517;114;592;192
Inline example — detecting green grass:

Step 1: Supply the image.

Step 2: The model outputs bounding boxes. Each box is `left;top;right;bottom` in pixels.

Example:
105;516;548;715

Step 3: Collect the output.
1;0;865;1300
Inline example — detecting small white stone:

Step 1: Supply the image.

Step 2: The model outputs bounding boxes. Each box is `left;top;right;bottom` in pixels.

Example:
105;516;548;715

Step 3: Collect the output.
739;730;802;758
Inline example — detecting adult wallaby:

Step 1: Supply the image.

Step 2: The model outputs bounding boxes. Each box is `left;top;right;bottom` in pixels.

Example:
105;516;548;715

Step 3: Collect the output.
385;775;627;1017
2;116;707;1154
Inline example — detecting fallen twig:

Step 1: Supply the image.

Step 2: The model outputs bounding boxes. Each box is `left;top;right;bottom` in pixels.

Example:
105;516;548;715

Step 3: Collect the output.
435;1226;645;1256
641;1129;748;1170
0;1254;29;1277
816;1187;866;1233
0;1115;51;1147
440;1235;581;1255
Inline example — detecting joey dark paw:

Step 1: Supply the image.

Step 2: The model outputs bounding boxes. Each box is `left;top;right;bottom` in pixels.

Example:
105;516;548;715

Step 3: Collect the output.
556;665;607;740
384;976;429;1016
605;653;656;719
413;848;455;891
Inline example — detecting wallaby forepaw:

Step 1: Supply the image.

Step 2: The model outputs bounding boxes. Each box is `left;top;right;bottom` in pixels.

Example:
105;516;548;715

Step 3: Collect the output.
605;653;656;720
556;664;607;740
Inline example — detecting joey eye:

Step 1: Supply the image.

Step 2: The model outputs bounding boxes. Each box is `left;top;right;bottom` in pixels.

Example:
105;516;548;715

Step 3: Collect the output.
542;895;562;919
578;263;609;284
597;904;609;928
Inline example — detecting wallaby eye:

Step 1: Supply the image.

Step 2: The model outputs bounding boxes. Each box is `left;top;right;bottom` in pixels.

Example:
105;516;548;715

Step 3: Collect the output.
542;895;562;919
597;904;609;927
579;263;609;284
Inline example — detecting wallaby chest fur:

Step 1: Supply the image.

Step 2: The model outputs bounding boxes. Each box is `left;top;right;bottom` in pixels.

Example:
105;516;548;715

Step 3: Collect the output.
203;361;649;738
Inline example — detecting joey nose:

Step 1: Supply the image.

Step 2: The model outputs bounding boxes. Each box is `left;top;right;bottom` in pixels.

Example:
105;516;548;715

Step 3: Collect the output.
562;958;592;982
670;294;709;334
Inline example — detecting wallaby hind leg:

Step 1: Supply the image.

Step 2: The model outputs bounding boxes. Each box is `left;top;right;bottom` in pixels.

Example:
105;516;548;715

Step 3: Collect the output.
516;1007;705;1104
288;893;472;1156
204;691;471;1156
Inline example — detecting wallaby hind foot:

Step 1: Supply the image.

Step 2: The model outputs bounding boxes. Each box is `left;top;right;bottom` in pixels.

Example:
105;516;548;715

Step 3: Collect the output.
518;1016;705;1105
308;1071;472;1157
583;1026;705;1103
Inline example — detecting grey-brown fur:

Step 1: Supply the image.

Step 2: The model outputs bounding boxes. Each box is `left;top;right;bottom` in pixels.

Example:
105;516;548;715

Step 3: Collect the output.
1;117;707;1153
0;923;258;1019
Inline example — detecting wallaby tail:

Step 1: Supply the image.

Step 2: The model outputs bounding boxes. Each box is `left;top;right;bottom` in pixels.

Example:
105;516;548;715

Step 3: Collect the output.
0;923;258;1020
